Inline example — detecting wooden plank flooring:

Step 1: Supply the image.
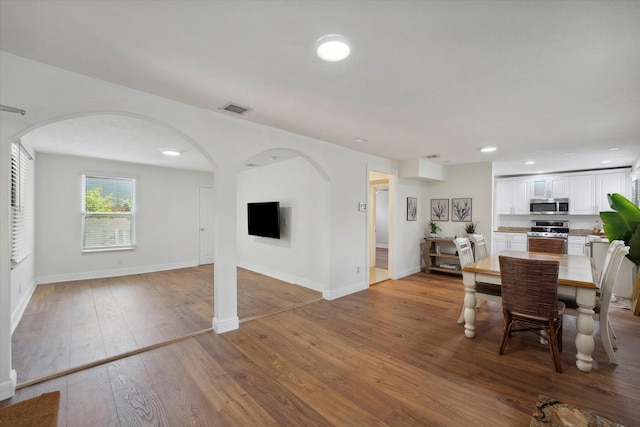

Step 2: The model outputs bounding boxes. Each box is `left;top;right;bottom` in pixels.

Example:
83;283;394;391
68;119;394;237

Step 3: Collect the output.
11;265;321;383
3;271;639;425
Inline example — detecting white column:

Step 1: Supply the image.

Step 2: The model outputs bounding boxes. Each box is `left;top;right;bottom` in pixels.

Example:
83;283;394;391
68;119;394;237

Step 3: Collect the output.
211;166;239;333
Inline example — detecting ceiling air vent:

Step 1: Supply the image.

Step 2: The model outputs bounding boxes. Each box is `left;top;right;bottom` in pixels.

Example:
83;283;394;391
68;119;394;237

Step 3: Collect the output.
221;102;252;115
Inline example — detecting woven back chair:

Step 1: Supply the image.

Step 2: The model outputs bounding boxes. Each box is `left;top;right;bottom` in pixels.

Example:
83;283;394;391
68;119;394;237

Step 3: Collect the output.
528;238;565;254
560;244;629;364
455;237;502;324
469;234;489;261
498;255;564;373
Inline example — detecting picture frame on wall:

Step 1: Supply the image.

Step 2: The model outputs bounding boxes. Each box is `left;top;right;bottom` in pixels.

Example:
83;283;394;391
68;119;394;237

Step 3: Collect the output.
430;199;449;221
407;197;417;221
451;198;472;222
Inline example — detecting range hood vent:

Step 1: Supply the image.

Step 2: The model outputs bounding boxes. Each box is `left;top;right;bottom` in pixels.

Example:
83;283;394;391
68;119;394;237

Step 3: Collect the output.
221;102;252;115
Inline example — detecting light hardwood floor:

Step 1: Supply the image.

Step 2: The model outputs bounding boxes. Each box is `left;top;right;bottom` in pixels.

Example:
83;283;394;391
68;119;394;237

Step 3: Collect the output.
11;265;322;384
3;271;639;425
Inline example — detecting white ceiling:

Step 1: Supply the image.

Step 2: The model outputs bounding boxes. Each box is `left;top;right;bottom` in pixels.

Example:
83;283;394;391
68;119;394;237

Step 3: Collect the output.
1;0;639;175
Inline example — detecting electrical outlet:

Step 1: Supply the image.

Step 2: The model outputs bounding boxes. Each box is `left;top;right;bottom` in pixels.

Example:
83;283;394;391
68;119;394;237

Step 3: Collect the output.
117;258;124;265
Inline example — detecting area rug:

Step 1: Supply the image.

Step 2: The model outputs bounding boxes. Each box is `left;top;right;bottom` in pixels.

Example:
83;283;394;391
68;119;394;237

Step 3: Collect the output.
0;391;60;426
531;395;625;427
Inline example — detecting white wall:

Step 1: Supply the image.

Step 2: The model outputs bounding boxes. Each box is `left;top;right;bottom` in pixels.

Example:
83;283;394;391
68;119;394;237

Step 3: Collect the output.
425;162;494;248
1;51;422;397
34;153;213;283
394;178;429;277
237;156;327;292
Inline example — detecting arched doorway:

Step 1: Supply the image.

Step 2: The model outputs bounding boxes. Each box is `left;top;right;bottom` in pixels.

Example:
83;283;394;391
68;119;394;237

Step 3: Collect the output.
9;112;217;384
235;148;331;319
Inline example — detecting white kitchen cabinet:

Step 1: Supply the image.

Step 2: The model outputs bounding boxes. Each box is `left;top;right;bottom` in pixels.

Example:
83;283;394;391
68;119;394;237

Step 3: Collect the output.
567;236;587;256
596;172;628;212
569;171;629;215
530;175;569;198
495;179;529;215
493;232;527;252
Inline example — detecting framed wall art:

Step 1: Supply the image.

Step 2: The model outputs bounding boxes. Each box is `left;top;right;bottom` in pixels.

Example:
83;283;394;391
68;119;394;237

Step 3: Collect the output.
407;197;417;221
430;199;449;221
451;198;472;222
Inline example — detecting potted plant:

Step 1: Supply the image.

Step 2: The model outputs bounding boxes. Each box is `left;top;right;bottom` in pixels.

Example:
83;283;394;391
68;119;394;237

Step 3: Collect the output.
427;221;441;237
463;222;478;236
599;193;640;314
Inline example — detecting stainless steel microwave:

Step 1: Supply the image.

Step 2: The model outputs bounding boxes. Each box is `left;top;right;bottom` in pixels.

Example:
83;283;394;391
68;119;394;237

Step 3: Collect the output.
530;198;569;215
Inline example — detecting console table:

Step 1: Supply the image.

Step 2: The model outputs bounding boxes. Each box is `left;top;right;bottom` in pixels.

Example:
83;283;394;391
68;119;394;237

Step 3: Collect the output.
424;237;470;275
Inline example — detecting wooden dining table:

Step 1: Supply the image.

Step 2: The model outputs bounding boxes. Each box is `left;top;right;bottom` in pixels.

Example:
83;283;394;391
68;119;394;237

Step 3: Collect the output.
461;250;598;372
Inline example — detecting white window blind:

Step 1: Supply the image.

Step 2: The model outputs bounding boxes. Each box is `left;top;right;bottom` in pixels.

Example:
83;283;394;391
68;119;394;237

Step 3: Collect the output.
82;175;136;251
11;141;33;267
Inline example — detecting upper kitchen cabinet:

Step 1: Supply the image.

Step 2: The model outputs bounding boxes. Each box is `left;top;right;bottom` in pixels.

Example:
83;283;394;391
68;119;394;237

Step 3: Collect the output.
569;170;630;215
530;175;569;198
496;178;529;215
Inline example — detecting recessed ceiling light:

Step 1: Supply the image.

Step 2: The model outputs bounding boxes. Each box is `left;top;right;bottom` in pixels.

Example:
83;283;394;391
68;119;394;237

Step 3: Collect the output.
480;147;497;153
161;148;183;156
602;160;612;164
525;161;536;165
315;35;351;62
354;137;367;143
565;152;575;155
607;147;619;151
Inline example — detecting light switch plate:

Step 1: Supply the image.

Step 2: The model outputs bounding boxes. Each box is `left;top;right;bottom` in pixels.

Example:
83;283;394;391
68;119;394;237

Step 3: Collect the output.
358;202;367;211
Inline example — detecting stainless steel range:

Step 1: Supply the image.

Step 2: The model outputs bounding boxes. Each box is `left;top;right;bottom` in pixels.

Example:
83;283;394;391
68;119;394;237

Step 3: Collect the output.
527;220;569;253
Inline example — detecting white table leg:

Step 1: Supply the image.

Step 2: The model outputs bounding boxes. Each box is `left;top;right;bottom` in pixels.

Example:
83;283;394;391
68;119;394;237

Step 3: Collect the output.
462;271;477;338
574;288;596;372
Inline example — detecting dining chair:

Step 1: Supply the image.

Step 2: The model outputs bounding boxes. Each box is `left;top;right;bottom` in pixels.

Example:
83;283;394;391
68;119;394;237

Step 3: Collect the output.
560;243;629;364
528;238;565;254
454;237;501;324
498;255;564;373
469;234;489;261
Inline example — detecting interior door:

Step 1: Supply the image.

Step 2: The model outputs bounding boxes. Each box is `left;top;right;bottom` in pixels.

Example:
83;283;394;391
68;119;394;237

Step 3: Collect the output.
199;186;214;265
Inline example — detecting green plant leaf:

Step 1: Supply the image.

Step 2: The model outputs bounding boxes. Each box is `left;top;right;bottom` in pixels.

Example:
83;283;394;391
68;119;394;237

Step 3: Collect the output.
600;193;640;265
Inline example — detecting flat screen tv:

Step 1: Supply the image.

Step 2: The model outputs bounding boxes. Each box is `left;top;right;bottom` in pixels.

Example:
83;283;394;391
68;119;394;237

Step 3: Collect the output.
247;201;280;239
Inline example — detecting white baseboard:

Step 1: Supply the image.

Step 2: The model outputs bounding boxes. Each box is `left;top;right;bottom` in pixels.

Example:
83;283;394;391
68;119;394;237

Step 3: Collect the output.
36;260;199;285
238;261;324;293
0;370;17;401
11;278;37;334
212;316;239;333
394;265;422;279
323;280;368;300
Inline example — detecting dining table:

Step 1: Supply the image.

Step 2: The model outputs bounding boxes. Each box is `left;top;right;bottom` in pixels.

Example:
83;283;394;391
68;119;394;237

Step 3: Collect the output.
461;250;598;372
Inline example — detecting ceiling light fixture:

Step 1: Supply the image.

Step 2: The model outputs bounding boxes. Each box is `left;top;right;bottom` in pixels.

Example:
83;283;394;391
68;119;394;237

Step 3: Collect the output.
525;161;536;165
602;160;612;164
480;146;497;153
315;35;351;62
607;147;619;151
161;148;183;156
354;137;367;143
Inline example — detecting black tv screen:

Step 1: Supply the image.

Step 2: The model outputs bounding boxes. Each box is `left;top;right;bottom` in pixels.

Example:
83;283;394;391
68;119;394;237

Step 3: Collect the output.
247;202;280;239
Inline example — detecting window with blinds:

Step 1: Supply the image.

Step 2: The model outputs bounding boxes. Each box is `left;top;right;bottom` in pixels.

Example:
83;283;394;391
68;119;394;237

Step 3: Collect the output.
82;175;136;251
11;141;33;267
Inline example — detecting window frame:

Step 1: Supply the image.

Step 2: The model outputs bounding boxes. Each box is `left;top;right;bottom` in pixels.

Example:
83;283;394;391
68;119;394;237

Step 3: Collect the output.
10;141;33;268
81;173;137;253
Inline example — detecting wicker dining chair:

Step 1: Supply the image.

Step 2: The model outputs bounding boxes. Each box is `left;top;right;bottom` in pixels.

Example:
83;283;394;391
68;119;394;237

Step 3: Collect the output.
498;255;564;373
528;238;565;254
